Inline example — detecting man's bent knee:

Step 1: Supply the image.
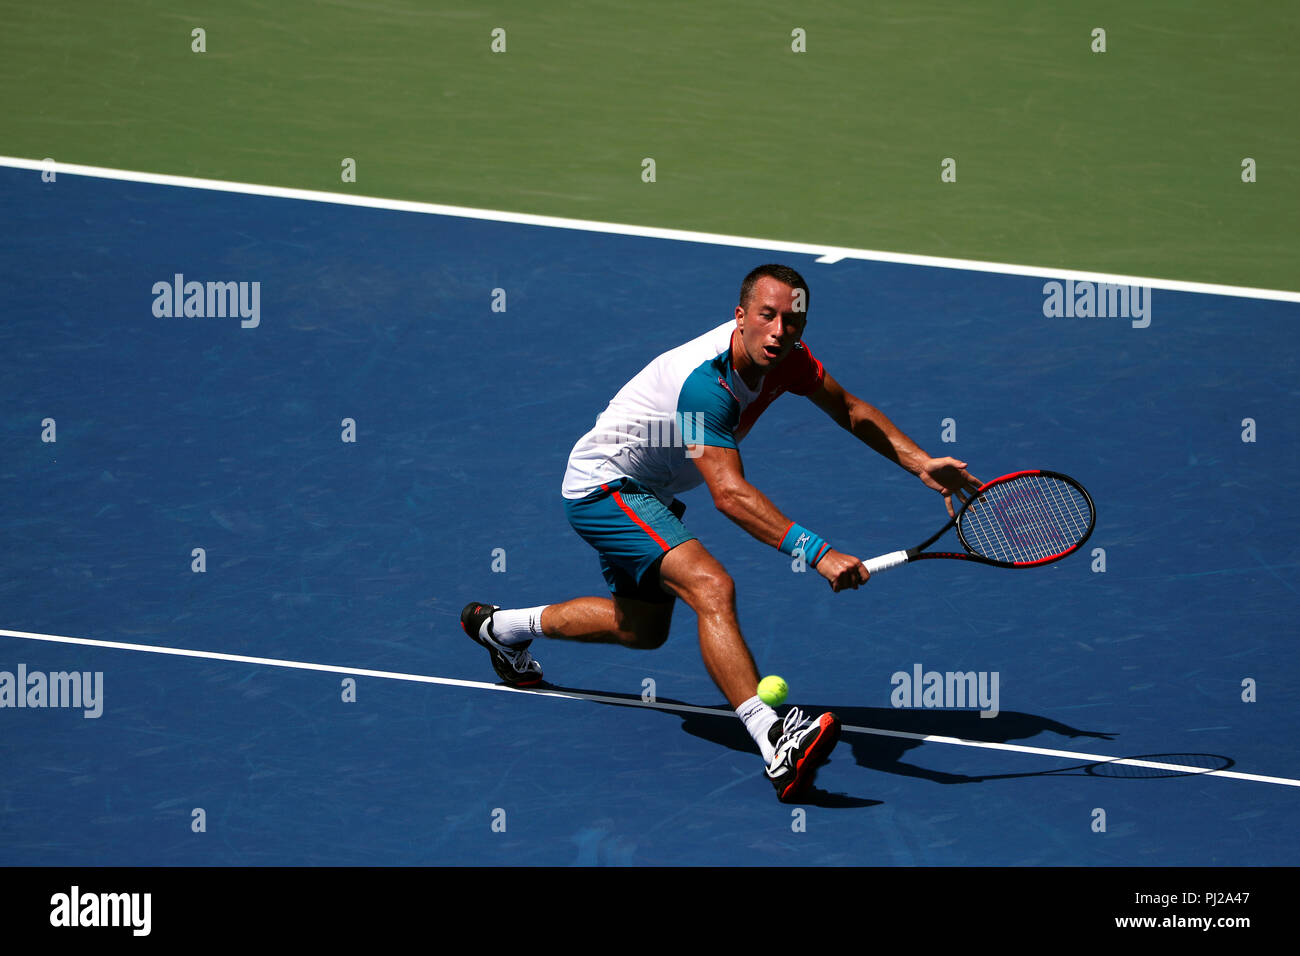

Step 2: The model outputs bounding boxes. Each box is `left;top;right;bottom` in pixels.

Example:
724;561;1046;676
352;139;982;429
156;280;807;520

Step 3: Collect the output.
620;621;671;649
660;541;736;614
613;598;674;649
676;566;735;616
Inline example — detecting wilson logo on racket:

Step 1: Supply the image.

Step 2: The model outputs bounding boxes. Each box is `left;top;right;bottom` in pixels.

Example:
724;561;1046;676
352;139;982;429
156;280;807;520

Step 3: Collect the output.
862;470;1095;576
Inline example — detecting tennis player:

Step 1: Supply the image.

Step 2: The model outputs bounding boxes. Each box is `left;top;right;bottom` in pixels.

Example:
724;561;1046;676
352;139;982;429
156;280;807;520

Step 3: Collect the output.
462;264;980;801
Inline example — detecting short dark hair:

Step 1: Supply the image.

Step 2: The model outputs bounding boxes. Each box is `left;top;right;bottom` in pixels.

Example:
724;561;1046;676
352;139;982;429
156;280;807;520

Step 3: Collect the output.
739;264;810;314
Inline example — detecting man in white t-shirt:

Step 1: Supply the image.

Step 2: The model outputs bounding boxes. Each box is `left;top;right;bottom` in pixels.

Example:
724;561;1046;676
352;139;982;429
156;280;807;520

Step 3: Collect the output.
463;264;980;801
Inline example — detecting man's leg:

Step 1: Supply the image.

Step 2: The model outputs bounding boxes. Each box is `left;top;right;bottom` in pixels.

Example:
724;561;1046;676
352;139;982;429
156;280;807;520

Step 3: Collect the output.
469;534;839;800
539;594;674;649
522;538;755;695
654;538;841;802
495;482;687;650
464;479;837;799
656;539;758;709
477;537;752;700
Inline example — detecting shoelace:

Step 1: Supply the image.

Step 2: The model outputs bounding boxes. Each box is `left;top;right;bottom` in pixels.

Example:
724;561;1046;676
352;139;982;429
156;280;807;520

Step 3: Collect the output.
503;642;538;670
483;618;535;667
778;706;813;742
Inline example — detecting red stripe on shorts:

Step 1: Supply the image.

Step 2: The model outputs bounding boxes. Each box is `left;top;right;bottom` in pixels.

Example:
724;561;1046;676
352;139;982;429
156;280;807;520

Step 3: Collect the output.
605;484;670;551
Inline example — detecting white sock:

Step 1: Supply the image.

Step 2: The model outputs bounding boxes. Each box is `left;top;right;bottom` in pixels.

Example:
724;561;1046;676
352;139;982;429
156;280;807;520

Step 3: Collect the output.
490;606;549;645
736;695;780;763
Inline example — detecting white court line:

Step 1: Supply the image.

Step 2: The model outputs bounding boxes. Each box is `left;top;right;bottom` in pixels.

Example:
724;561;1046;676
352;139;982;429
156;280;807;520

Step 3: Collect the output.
4;155;1299;304
3;627;1297;789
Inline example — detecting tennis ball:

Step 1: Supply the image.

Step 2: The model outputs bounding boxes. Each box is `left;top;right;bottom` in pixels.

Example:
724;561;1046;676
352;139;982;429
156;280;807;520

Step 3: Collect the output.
757;675;788;706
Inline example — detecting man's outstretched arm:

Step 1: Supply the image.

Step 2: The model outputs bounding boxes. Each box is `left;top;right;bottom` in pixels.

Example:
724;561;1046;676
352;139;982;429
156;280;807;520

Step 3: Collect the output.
688;443;868;591
808;370;981;516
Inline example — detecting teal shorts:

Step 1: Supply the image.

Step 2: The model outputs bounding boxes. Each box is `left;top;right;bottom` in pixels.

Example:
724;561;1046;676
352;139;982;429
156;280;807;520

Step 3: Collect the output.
563;478;696;603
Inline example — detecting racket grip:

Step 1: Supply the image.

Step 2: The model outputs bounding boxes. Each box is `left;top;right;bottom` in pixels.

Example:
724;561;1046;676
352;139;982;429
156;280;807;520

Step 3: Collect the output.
863;550;910;576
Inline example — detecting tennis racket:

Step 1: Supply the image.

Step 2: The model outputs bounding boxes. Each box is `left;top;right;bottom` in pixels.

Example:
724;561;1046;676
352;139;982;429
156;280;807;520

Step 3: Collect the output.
863;469;1095;576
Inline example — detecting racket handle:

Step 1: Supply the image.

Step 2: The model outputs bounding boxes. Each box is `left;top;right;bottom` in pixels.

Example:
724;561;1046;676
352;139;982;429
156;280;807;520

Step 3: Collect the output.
863;550;910;576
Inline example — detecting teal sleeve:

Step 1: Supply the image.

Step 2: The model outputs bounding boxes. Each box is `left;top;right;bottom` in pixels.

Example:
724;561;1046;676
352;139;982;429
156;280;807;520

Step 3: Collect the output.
675;364;739;449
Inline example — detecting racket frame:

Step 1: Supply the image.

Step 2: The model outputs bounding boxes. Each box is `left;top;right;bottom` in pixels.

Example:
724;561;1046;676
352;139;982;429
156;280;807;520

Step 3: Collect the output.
864;469;1096;575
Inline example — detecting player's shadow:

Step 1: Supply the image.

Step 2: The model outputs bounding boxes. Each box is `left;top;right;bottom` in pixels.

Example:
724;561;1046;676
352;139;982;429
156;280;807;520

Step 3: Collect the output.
816;706;1118;785
529;683;1192;807
536;682;882;807
525;681;1227;806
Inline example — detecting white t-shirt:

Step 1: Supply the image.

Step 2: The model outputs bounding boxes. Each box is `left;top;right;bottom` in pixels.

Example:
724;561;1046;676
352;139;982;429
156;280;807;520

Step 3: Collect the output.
562;321;825;502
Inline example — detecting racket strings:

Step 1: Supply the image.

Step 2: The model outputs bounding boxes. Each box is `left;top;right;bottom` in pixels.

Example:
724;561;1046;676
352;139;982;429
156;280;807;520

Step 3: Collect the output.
959;474;1092;564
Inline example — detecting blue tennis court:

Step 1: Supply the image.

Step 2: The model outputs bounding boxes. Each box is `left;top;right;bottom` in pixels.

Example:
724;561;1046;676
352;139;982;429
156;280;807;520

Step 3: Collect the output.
2;164;1297;867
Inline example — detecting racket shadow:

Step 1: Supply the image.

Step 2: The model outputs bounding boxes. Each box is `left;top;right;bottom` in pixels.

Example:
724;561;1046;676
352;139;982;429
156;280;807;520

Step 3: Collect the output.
828;706;1123;785
524;686;1224;802
971;752;1235;782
